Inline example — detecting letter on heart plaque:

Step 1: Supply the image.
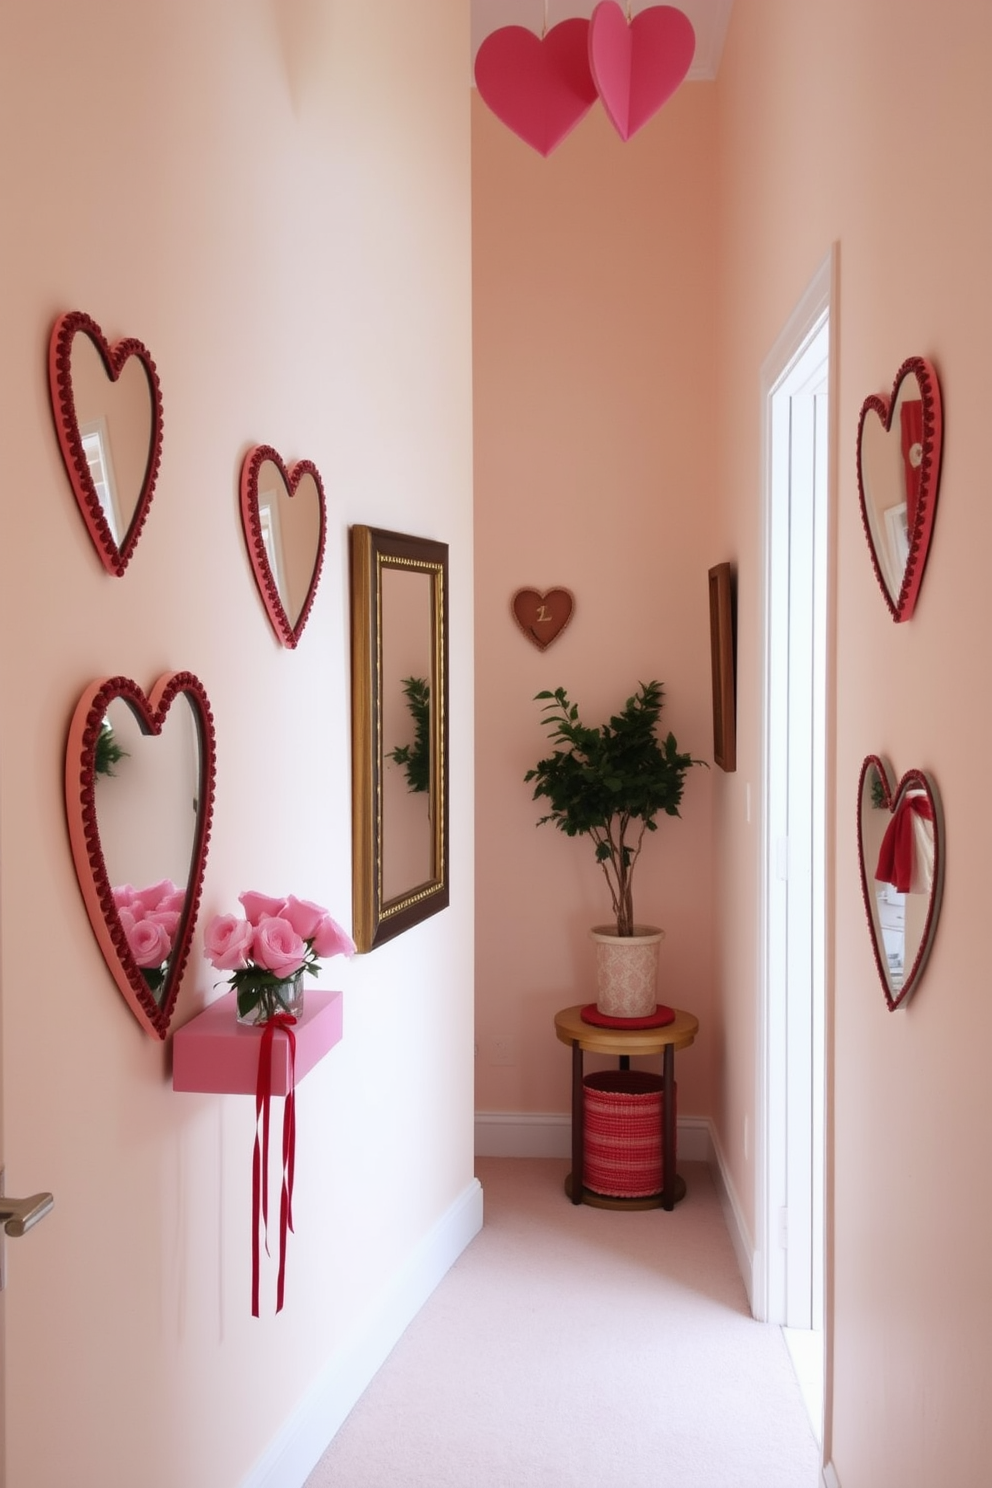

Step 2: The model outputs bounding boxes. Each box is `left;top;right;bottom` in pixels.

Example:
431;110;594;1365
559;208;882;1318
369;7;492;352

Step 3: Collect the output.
511;588;575;650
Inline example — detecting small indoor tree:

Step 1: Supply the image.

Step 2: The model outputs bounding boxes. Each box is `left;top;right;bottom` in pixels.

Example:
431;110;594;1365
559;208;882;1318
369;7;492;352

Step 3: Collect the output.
524;680;703;937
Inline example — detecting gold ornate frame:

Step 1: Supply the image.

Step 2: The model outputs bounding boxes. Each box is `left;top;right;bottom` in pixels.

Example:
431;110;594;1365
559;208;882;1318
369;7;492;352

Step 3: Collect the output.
350;525;449;952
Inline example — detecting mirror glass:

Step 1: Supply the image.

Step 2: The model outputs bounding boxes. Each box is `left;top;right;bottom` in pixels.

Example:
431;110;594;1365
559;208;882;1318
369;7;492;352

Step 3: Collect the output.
857;357;942;622
351;526;448;951
48;311;163;575
857;756;943;1011
240;446;326;647
66;673;216;1039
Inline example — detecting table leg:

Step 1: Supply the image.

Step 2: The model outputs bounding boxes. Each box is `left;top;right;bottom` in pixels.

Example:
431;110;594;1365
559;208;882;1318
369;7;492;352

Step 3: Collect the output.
662;1043;675;1211
571;1041;584;1204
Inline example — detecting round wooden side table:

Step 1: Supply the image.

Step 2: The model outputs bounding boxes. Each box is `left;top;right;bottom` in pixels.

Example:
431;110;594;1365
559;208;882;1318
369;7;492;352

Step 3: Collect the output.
553;1004;699;1212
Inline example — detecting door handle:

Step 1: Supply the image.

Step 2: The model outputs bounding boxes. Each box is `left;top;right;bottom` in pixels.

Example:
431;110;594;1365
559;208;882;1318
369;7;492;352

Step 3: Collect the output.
0;1192;54;1237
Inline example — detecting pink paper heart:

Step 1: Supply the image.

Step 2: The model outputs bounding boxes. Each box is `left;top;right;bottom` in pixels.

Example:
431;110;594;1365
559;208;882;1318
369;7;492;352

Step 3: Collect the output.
475;20;598;158
589;2;695;142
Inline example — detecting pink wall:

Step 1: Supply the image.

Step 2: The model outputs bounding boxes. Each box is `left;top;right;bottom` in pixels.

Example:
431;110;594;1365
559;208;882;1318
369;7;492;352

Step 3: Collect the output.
0;4;474;1485
474;1;992;1482
714;1;992;1483
472;86;719;1119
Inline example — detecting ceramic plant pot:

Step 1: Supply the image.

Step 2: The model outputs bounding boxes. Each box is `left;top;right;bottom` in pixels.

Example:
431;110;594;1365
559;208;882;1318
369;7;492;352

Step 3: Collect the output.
589;925;664;1017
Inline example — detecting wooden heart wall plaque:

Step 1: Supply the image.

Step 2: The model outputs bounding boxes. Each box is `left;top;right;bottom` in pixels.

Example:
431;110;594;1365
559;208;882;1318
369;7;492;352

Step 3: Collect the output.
511;588;574;649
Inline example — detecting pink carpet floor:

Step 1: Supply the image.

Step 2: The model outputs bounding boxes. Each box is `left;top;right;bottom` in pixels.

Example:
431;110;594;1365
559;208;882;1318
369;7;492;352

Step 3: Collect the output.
306;1157;821;1487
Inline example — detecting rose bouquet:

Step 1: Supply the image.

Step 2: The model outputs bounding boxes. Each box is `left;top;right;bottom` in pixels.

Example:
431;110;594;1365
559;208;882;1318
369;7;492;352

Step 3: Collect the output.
204;891;356;1024
114;879;185;1001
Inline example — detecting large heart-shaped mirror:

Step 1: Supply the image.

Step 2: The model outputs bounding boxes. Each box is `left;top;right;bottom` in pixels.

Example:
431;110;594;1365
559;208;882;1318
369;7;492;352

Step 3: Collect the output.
65;673;216;1039
48;311;164;577
857;755;944;1011
240;445;327;648
856;356;942;622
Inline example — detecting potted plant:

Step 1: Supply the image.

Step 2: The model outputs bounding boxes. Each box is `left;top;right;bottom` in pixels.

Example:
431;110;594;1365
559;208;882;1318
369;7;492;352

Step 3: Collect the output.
524;680;703;1016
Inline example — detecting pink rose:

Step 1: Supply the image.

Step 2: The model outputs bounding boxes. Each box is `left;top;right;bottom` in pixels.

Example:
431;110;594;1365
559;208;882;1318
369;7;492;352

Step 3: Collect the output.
311;913;357;960
204;914;254;971
133;879;181;913
148;910;181;937
279;895;329;941
157;889;187;915
252;916;306;977
126;918;172;969
113;884;138;908
239;891;288;926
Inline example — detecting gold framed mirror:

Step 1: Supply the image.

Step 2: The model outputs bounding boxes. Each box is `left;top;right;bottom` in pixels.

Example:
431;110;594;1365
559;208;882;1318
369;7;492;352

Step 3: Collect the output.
350;526;449;951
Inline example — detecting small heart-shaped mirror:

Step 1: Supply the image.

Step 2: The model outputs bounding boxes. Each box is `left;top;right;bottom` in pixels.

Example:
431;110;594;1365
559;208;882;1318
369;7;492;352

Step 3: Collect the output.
856;356;942;622
511;588;574;649
65;673;216;1039
48;311;164;577
857;755;944;1011
240;445;327;647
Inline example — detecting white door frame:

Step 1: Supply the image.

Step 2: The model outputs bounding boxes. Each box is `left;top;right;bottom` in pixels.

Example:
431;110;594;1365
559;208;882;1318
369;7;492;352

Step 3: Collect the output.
755;246;837;1339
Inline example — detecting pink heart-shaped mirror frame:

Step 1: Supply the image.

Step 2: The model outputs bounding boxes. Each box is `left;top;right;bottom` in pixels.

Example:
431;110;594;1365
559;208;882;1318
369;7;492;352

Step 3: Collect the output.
511;588;575;649
240;444;327;648
65;672;216;1040
857;755;944;1012
856;356;942;622
48;310;164;577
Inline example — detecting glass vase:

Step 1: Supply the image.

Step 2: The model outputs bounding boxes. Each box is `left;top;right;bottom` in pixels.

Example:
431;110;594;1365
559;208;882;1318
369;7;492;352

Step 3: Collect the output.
236;970;305;1026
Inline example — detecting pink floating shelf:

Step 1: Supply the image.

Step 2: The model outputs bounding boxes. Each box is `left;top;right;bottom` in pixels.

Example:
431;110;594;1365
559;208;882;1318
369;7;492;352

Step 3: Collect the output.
172;989;343;1096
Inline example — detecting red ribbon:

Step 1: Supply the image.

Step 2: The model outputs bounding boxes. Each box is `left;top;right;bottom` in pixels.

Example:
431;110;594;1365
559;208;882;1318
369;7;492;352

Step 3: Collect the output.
252;1013;297;1317
875;794;934;893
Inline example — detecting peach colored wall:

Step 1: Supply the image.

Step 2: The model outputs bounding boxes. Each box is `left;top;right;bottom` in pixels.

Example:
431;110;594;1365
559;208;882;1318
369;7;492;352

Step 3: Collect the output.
714;1;992;1483
472;86;718;1120
0;4;473;1486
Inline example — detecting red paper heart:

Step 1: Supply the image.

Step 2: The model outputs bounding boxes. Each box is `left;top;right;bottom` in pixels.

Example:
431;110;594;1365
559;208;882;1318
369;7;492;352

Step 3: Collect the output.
856;357;942;623
240;445;327;648
857;755;944;1012
48;310;164;577
65;673;217;1040
511;588;574;649
475;20;598;158
589;1;695;142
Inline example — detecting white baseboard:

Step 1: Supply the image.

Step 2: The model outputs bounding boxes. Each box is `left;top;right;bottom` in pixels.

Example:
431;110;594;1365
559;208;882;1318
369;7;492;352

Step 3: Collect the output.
822;1462;842;1488
240;1176;484;1488
708;1120;757;1313
474;1110;714;1165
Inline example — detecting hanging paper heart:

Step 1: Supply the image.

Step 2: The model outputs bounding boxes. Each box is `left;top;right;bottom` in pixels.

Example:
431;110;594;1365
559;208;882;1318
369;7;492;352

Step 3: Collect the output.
588;2;695;142
856;755;944;1012
65;672;217;1039
511;588;575;649
856;357;942;623
475;20;598;158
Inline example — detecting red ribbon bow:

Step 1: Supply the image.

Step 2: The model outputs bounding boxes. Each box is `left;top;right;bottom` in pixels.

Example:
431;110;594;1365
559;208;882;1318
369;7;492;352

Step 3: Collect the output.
875;794;933;894
252;1013;297;1317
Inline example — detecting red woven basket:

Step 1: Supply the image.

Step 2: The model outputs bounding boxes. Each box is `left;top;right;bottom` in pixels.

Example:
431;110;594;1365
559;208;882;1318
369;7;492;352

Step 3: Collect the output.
582;1070;675;1199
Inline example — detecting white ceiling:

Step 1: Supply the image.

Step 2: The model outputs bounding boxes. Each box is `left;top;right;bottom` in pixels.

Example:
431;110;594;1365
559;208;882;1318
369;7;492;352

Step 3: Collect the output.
470;0;735;80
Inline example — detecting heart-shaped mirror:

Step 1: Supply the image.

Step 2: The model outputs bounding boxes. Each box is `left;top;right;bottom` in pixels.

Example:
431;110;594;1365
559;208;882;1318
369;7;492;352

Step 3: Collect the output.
857;755;944;1011
856;356;942;622
240;445;327;648
511;588;575;650
48;311;164;577
65;672;216;1039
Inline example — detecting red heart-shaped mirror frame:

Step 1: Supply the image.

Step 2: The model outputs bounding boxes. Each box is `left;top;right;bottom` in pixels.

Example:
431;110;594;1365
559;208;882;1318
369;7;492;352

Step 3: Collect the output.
65;672;216;1040
48;310;164;577
240;444;327;648
856;356;942;622
856;754;944;1012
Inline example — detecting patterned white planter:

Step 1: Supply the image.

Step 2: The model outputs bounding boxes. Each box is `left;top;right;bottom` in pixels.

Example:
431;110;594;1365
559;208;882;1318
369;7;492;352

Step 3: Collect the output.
589;925;664;1017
